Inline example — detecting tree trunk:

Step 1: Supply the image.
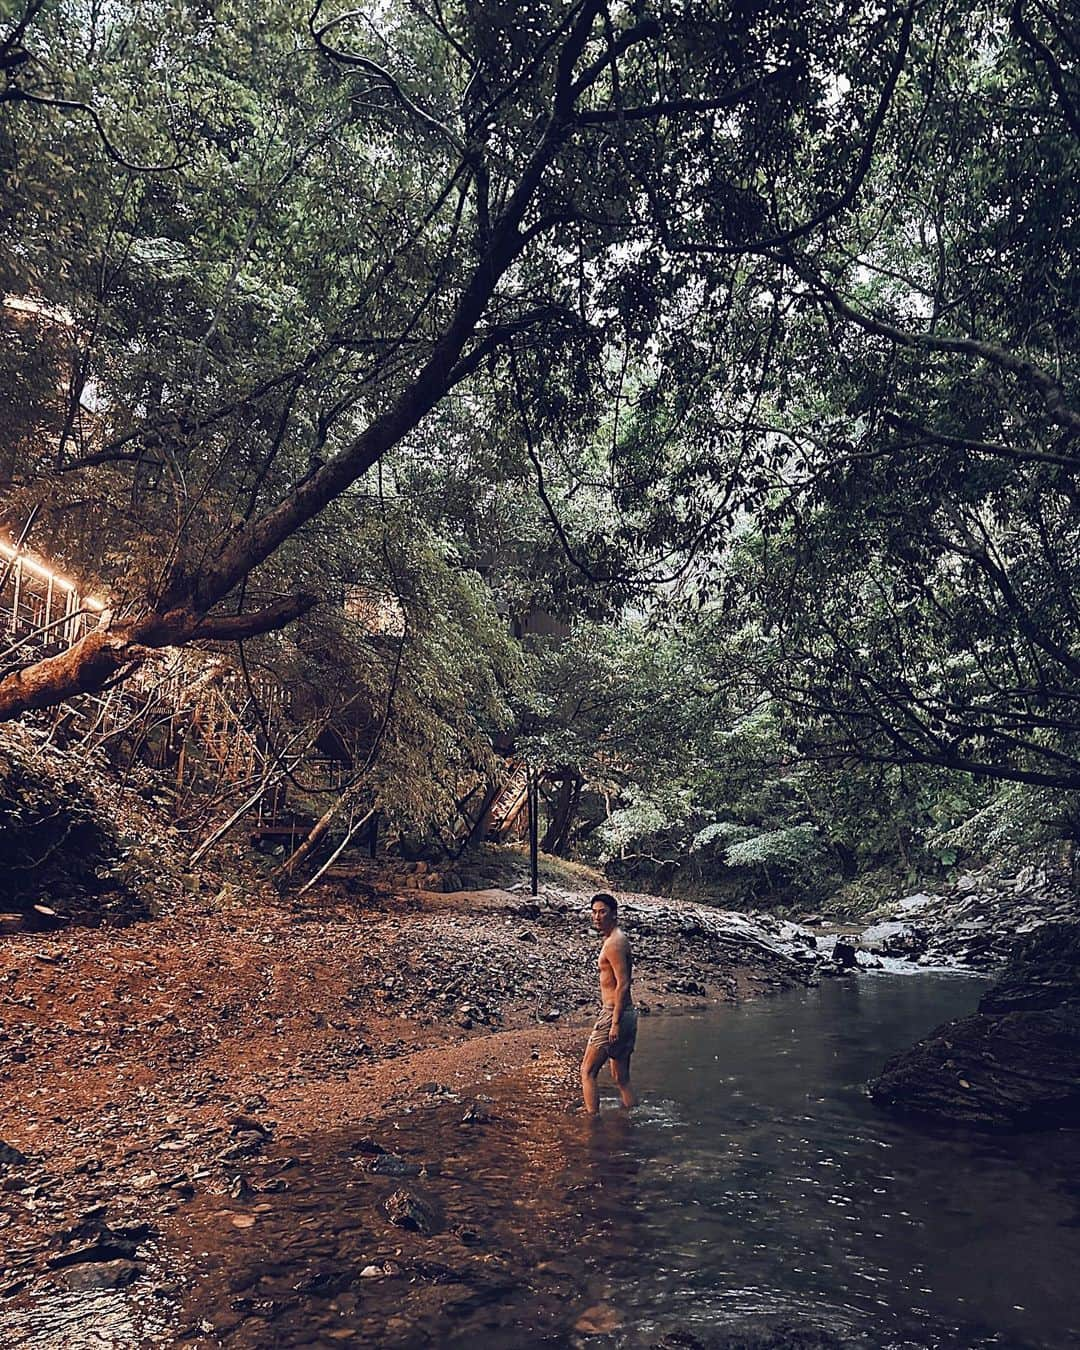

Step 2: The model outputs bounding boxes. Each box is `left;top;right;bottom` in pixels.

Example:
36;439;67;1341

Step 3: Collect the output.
273;776;365;882
0;594;318;723
540;770;582;856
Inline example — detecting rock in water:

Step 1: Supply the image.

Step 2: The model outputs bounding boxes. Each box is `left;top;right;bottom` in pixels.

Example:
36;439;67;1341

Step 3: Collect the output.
870;924;1080;1130
979;924;1080;1014
832;940;858;969
858;920;928;959
574;1303;622;1334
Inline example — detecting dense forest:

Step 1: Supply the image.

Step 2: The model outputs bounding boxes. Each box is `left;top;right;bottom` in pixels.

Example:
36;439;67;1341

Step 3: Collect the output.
2;0;1077;902
3;7;1080;1346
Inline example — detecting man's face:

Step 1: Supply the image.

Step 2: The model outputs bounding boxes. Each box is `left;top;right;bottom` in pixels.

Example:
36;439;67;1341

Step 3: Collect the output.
591;901;614;933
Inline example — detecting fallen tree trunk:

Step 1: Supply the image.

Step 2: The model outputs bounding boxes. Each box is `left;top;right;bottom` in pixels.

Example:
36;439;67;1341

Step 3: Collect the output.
273;777;367;881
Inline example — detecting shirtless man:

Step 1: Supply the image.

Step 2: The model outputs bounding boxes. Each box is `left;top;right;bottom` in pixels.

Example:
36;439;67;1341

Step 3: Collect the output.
580;892;638;1115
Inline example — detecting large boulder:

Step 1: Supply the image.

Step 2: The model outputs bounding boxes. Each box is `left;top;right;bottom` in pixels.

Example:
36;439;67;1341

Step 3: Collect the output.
857;920;929;960
869;924;1080;1130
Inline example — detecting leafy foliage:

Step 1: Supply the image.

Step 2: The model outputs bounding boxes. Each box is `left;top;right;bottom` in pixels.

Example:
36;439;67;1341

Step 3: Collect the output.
1;0;1077;879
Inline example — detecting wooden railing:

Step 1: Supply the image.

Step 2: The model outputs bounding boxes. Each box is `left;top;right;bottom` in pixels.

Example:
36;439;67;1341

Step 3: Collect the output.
0;535;340;832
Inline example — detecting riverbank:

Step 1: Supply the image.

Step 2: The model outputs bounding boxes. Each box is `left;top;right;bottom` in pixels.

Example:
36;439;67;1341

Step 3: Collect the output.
3;721;1076;1344
12;972;1076;1350
0;862;817;1328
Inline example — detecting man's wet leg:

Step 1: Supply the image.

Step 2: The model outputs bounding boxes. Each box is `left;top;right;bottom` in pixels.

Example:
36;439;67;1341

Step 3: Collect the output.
581;1043;607;1115
609;1053;637;1109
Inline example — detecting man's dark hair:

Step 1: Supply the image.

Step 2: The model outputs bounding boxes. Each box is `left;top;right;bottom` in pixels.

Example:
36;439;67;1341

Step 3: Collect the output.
591;892;617;914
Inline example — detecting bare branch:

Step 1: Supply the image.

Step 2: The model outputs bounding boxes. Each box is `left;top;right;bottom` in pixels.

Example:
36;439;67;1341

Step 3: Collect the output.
7;90;186;173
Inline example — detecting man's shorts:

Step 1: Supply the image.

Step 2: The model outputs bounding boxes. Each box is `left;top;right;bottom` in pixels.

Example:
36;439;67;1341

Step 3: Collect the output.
586;1004;638;1059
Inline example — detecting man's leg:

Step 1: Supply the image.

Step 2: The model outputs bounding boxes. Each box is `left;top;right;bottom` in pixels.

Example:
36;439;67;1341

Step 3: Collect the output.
580;1042;608;1115
609;1052;637;1109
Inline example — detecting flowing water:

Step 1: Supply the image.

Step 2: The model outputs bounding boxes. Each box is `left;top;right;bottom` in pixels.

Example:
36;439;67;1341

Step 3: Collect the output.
7;973;1080;1348
163;972;1080;1349
600;974;1080;1348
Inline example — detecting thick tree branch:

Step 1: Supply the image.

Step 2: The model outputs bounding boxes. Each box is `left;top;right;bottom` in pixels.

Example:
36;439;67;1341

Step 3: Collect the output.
884;412;1080;469
569;17;660;97
193;593;320;641
790;258;1080;435
1010;0;1080;138
181;1;605;614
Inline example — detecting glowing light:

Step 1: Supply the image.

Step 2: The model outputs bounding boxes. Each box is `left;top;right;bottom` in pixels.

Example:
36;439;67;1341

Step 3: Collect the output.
0;539;106;608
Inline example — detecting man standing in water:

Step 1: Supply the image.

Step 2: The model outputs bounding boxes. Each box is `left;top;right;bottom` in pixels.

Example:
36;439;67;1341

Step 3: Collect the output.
581;892;638;1114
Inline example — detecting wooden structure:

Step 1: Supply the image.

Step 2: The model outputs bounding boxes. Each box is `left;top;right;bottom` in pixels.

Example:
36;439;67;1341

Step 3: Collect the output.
0;533;348;834
1;534;575;875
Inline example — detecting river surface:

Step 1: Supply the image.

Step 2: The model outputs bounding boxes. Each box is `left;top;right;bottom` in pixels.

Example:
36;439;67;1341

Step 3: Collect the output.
158;972;1080;1349
601;973;1080;1348
7;972;1080;1348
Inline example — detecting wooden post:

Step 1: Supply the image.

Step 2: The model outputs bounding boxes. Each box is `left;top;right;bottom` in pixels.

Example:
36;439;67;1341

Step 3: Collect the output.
368;812;379;858
528;764;539;897
10;558;21;632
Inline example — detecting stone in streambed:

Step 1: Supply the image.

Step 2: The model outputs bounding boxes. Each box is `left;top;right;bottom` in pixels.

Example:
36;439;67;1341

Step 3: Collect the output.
0;1140;29;1168
831;941;858;969
384;1188;439;1234
348;1136;385;1156
575;1302;622;1334
360;1261;402;1278
228;1113;273;1136
859;921;928;959
52;1259;144;1291
367;1152;420;1177
652;1325;849;1348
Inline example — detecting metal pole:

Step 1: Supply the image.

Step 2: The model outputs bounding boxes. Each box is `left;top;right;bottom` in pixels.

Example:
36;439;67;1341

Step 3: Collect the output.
0;502;41;595
528;765;539;897
10;559;21;633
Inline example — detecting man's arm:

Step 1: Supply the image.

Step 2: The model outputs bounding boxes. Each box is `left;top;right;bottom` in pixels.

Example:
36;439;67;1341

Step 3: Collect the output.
608;935;632;1039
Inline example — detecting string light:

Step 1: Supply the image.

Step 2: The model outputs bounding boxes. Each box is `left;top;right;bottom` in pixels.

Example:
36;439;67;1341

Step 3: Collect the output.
0;538;106;609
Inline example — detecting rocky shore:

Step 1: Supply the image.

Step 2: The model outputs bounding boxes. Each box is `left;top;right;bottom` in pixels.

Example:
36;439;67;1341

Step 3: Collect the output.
0;857;822;1340
818;857;1080;973
869;923;1080;1130
4;724;1078;1343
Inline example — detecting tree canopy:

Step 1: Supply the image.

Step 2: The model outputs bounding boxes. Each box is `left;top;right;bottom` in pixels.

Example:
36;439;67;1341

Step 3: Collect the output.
1;0;1077;881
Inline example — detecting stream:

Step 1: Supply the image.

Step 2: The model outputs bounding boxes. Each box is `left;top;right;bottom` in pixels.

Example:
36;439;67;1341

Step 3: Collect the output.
165;972;1080;1349
7;972;1080;1348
